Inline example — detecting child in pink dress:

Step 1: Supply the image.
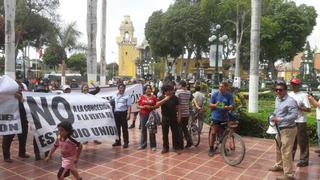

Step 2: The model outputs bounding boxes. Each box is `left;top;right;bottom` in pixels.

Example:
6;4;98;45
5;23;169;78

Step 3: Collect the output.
46;121;83;180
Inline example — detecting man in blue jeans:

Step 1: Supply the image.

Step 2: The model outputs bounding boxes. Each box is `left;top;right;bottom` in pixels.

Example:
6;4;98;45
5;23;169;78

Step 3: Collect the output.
208;82;234;156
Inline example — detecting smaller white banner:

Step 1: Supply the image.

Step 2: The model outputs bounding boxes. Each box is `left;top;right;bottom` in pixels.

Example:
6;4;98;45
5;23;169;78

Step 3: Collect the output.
0;75;22;135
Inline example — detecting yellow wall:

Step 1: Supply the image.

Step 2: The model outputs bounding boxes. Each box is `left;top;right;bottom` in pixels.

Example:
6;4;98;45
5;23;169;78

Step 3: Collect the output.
118;44;139;78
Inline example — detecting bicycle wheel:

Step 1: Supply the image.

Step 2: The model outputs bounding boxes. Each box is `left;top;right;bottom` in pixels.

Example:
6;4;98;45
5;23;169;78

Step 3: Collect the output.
189;124;200;147
221;132;245;166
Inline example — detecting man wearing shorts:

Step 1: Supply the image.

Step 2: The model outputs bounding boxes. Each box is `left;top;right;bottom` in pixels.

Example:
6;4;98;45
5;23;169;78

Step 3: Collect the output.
208;82;234;157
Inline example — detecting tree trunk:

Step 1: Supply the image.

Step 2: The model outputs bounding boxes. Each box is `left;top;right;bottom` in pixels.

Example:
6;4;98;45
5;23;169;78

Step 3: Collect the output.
4;0;16;79
100;0;107;85
248;0;261;113
86;0;98;82
234;20;241;88
61;59;66;85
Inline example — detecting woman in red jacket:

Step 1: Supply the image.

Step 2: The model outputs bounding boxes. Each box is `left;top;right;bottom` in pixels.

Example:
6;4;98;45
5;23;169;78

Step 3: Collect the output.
137;85;158;150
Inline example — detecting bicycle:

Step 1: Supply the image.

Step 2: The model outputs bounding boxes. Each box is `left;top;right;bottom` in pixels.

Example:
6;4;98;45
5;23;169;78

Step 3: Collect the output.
208;113;246;166
188;109;201;147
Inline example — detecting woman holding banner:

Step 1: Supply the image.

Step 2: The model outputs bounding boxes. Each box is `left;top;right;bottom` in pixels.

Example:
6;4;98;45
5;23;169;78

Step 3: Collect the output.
81;81;101;145
2;80;30;163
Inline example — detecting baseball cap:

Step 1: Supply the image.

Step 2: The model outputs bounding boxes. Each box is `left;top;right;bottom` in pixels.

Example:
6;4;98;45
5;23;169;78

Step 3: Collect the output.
61;85;71;91
290;78;301;85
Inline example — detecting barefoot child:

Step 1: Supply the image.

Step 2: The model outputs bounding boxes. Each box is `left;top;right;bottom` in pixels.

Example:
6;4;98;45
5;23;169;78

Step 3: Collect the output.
45;121;83;180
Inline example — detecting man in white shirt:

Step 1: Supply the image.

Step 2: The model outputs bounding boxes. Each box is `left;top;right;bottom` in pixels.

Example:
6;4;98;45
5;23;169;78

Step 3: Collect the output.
288;78;311;167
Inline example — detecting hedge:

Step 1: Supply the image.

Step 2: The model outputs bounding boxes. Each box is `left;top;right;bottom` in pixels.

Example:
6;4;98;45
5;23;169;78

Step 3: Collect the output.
204;92;319;144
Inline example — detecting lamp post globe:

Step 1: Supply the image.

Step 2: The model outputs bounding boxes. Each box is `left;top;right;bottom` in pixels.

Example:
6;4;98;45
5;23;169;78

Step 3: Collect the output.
209;24;228;86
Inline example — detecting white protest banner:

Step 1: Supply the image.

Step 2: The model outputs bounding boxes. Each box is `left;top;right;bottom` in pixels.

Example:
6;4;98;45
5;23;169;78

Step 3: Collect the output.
23;92;118;152
0;75;22;135
96;84;142;112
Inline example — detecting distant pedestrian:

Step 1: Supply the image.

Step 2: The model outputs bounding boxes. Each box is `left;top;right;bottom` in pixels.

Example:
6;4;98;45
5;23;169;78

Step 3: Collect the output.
45;121;82;180
192;86;206;133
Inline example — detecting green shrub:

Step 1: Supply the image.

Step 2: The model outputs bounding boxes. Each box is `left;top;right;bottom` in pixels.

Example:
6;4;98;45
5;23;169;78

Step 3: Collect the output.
204;93;319;144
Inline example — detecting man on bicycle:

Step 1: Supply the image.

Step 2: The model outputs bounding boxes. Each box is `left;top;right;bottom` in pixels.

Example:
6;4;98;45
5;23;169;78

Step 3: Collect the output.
208;81;234;157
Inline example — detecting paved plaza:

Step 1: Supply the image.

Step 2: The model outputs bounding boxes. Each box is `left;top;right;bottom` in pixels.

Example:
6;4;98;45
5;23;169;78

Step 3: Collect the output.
0;121;319;180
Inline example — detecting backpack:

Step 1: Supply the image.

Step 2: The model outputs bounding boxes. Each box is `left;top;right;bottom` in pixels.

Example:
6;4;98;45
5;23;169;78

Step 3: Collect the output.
145;110;161;134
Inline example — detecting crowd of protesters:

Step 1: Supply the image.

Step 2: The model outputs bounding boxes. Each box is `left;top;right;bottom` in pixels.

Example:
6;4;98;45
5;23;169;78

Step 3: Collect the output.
2;76;320;180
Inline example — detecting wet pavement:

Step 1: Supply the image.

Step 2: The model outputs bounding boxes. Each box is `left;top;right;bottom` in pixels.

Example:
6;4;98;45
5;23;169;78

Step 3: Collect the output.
0;120;319;180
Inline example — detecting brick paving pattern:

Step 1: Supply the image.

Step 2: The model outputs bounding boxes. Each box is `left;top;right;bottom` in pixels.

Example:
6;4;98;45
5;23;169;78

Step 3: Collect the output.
0;121;319;179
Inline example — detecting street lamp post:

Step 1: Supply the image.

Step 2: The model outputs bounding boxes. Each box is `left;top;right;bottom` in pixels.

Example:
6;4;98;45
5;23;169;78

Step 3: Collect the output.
208;24;228;86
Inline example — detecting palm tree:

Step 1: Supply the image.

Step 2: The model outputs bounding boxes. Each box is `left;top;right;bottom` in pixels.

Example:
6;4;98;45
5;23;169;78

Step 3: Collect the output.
248;0;261;113
4;0;16;79
53;22;81;85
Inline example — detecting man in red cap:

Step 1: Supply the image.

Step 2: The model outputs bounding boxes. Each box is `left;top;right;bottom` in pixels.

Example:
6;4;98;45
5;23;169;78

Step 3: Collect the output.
288;78;311;167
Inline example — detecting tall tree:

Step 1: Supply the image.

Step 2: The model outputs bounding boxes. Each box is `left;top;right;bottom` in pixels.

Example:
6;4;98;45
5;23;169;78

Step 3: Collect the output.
86;0;98;82
100;0;107;85
145;10;183;75
43;22;81;85
145;2;210;78
260;0;317;78
248;0;261;113
67;53;87;76
200;0;251;86
166;1;210;79
4;0;16;79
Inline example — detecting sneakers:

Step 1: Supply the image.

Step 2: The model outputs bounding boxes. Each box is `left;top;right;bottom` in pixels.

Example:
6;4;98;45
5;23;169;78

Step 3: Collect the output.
296;162;308;167
82;141;88;144
269;165;283;172
314;149;320;153
151;147;156;151
123;143;129;148
112;141;121;147
161;149;169;154
208;149;215;157
128;124;135;129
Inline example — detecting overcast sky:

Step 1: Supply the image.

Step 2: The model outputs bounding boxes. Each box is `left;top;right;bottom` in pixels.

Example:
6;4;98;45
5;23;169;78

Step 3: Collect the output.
56;0;319;63
57;0;174;63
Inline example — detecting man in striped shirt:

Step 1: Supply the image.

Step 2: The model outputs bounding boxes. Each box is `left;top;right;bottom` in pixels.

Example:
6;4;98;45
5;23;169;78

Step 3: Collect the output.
176;80;192;149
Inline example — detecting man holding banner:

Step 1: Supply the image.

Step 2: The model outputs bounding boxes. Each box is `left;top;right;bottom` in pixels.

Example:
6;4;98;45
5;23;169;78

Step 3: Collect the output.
1;78;29;163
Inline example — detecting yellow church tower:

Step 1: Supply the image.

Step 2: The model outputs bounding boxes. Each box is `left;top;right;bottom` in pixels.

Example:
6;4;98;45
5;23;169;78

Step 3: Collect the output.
116;15;139;78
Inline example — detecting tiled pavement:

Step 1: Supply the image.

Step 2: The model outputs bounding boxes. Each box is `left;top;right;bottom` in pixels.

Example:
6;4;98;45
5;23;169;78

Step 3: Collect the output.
1;121;320;180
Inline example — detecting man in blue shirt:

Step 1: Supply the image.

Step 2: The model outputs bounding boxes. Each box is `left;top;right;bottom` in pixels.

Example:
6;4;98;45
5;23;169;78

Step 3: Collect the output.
112;84;132;148
269;81;298;180
208;82;234;156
